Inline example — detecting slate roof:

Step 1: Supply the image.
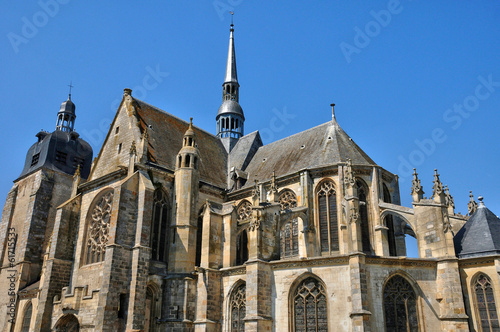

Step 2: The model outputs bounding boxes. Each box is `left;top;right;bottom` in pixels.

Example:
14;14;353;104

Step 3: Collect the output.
133;99;228;188
18;130;93;180
454;199;500;258
240;119;376;188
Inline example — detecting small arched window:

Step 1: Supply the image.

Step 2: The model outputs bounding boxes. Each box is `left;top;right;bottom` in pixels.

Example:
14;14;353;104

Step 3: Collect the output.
236;230;248;265
292;276;328;331
230;283;246;332
195;213;203;267
357;181;371;254
473;273;500;331
184;155;191;168
383;275;418;331
279;190;298;258
145;285;159;332
86;190;114;264
151;189;169;262
316;180;338;253
20;302;32;332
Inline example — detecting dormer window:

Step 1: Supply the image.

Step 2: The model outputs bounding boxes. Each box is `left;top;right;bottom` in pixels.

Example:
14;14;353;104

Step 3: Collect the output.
31;153;40;166
55;150;67;164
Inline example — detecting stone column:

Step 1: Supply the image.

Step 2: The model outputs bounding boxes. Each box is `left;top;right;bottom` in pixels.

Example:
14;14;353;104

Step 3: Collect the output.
194;269;221;332
349;253;372;332
436;258;469;331
244;260;273;331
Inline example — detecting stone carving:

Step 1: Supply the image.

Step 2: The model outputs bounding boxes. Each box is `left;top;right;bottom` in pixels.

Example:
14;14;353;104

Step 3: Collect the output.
86;191;113;264
444;185;455;209
278;190;297;211
349;206;359;224
343;159;355;188
249;215;261;231
432;169;444;197
129;140;137;155
410;168;424;196
251;179;260;199
443;212;452;233
468;191;478;215
236;201;252;223
270;170;278;195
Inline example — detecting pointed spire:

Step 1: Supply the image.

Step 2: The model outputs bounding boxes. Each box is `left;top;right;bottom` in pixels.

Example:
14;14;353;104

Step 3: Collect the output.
468;191;478;215
432;169;445;203
225;14;238;84
411;168;424;202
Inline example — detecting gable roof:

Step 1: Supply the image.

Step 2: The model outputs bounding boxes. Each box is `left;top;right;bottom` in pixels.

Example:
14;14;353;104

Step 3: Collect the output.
454;200;500;258
133;99;228;188
240;119;376;187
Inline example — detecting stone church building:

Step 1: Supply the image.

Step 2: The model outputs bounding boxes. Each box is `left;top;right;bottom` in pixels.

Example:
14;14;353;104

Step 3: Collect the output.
1;23;500;332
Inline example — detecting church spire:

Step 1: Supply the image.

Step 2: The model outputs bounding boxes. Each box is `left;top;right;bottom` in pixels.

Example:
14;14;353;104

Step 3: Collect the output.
56;87;76;132
216;16;245;149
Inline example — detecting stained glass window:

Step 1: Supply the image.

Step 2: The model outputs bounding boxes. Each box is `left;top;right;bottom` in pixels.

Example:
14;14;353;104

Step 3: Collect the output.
384;275;418;332
20;302;32;332
230;283;246;332
86;190;113;264
279;190;298;258
317;181;338;252
151;190;169;262
474;273;500;331
357;181;371;254
293;277;328;331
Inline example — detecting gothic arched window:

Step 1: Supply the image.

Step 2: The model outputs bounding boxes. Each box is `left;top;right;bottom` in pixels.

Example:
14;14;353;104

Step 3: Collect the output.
86;190;113;264
357;181;371;254
279;190;298;258
151;189;169;262
316;180;338;253
20;302;32;332
230;283;246;332
383;184;397;256
383;275;418;332
292;277;328;331
473;273;500;331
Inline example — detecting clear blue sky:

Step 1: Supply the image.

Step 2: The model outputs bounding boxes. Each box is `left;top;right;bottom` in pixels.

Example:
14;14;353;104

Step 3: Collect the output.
1;1;499;257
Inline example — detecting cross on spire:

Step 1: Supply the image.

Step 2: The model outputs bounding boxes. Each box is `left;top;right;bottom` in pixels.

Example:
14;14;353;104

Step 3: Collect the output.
68;81;74;100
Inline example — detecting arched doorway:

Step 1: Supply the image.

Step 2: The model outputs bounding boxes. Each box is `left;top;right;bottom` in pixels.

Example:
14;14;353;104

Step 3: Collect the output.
54;314;79;332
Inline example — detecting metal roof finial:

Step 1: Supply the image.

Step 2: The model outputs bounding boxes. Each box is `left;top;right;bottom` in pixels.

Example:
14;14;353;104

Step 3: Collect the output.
230;11;234;29
331;103;336;121
68;81;74;100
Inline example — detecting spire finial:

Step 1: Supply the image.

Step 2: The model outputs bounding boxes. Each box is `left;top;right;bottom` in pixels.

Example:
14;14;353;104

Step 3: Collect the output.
68;81;74;100
230;11;234;29
468;191;478;215
189;117;193;128
331;103;336;120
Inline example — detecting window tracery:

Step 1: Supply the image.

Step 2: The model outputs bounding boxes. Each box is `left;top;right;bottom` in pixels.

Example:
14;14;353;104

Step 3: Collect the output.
317;180;338;252
292;277;328;331
236;201;252;223
86;191;113;264
279;190;298;258
474;273;500;331
151;189;169;262
383;275;418;332
230;283;246;332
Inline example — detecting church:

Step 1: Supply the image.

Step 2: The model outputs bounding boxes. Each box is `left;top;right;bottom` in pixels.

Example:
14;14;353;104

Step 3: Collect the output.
1;21;500;332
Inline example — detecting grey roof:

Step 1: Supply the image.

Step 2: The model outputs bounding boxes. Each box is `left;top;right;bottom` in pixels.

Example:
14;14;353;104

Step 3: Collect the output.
132;99;228;188
59;97;76;115
240;119;376;188
217;100;244;119
18;130;93;180
224;25;238;83
454;200;500;258
228;131;263;172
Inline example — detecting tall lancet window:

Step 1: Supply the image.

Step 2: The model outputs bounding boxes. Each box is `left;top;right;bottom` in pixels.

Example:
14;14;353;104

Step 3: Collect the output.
230;283;246;332
317;180;339;253
279;190;298;258
473;273;500;331
384;275;418;332
151;189;169;262
357;181;371;254
292;277;328;331
86;190;113;264
383;184;397;256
